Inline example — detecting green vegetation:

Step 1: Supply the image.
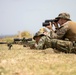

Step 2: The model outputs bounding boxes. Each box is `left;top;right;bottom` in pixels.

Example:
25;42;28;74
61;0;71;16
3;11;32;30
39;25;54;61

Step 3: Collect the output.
0;44;76;75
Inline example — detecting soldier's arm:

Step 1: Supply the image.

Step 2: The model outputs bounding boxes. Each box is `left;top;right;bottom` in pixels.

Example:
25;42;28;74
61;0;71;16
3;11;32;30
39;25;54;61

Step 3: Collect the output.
50;23;69;39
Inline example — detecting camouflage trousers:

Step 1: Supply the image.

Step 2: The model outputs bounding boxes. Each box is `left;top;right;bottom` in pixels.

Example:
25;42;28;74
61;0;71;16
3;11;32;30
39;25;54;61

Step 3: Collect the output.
51;39;76;53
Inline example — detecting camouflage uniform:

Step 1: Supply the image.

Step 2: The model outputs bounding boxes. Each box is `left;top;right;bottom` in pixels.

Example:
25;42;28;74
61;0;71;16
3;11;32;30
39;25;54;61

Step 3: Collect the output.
35;35;52;49
50;13;76;42
50;21;76;41
33;12;76;53
33;31;74;53
48;12;76;53
33;13;76;53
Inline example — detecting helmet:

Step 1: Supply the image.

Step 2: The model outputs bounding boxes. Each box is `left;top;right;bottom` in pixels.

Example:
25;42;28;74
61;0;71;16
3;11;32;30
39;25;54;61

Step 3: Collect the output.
56;12;71;20
33;31;45;40
39;28;48;33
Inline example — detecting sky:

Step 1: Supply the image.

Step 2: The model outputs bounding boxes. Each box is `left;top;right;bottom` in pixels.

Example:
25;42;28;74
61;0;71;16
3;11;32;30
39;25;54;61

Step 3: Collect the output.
0;0;76;35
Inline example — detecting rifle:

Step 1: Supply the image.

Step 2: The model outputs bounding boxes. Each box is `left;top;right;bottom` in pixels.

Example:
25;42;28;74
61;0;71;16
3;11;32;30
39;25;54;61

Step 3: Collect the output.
14;38;32;44
0;37;33;49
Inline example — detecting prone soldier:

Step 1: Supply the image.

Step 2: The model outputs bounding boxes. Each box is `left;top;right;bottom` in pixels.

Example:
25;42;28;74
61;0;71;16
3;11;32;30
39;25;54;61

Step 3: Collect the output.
30;31;75;53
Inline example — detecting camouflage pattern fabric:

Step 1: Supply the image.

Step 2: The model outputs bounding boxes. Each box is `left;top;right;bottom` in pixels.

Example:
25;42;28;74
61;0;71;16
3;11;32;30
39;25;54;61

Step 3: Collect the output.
55;12;71;20
35;35;52;50
35;35;74;53
50;21;76;41
51;39;73;53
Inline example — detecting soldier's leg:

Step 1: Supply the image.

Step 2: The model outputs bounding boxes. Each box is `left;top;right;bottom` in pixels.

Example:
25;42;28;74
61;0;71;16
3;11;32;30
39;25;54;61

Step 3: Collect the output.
51;39;73;53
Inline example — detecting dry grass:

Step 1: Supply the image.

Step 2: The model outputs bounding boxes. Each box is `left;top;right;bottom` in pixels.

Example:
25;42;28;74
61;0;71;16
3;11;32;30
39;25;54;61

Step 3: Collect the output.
0;44;76;75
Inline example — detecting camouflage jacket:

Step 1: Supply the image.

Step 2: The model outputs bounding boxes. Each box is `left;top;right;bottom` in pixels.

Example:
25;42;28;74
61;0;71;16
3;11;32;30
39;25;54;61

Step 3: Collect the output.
50;21;76;41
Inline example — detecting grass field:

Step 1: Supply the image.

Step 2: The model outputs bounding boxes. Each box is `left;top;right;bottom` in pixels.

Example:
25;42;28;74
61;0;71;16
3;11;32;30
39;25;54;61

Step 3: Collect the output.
0;44;76;75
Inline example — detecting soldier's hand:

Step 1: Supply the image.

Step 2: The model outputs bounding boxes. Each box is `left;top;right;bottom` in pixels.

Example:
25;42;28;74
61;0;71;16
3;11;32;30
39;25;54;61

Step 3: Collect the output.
53;22;59;28
45;22;52;30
